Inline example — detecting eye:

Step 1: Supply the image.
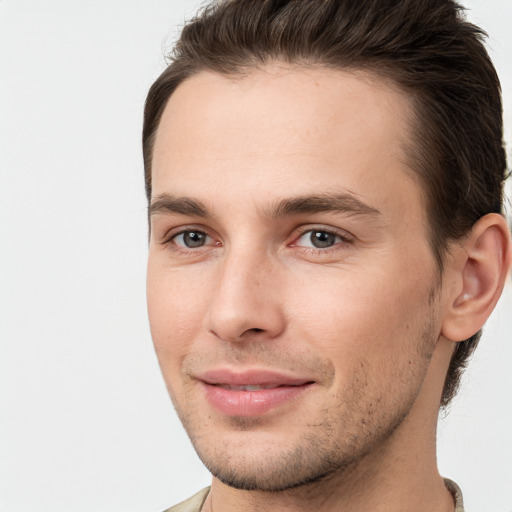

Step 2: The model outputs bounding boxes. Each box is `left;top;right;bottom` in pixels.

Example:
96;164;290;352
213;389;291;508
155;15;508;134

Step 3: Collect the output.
293;229;348;249
172;230;214;248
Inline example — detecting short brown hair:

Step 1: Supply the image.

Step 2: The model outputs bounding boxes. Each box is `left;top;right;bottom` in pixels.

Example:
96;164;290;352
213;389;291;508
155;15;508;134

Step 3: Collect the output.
142;0;508;407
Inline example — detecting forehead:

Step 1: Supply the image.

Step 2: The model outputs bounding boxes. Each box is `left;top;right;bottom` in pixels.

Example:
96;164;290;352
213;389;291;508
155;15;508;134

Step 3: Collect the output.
151;65;422;221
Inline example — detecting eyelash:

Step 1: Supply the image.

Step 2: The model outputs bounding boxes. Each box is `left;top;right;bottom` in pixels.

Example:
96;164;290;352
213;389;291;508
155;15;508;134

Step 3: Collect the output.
160;225;354;255
291;226;354;252
161;226;217;254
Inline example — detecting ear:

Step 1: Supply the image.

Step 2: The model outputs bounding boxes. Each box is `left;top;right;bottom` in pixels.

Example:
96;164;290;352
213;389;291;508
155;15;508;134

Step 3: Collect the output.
441;213;512;342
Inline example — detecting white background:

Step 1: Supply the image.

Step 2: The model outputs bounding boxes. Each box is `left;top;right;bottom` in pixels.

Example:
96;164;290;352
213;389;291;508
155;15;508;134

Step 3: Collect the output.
0;1;510;511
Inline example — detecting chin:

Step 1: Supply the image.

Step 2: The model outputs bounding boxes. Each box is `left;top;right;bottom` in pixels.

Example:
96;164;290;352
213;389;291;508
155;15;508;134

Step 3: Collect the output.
192;428;363;492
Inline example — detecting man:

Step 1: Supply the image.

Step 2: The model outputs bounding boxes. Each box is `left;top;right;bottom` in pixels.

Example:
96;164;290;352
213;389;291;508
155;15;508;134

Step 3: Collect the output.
143;1;511;511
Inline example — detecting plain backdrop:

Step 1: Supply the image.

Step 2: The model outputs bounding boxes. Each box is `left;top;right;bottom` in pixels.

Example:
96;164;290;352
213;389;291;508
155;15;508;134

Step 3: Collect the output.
0;1;510;511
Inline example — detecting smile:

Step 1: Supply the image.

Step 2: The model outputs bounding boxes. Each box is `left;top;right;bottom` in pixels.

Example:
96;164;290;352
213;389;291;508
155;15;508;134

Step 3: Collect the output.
197;369;315;416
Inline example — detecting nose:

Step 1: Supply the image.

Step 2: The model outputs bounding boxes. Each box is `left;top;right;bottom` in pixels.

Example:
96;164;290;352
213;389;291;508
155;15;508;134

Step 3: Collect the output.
204;249;286;343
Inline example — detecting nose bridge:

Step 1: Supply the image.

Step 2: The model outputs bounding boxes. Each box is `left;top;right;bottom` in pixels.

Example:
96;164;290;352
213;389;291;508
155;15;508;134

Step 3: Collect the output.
205;241;285;342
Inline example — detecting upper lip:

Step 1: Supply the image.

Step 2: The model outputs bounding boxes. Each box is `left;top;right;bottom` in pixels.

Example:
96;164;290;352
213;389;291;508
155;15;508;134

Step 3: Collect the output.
197;368;314;387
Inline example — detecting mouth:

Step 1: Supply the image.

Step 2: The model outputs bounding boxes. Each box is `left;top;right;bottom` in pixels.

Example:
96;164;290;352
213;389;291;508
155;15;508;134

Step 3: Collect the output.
197;369;315;416
215;383;307;391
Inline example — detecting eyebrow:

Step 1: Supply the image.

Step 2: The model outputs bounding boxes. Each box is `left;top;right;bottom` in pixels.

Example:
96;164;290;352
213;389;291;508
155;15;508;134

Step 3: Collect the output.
149;194;209;217
266;193;381;218
148;192;380;219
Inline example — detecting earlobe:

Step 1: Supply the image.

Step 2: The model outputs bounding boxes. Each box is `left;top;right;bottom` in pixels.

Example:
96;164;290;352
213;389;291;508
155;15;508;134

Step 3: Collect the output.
441;213;512;342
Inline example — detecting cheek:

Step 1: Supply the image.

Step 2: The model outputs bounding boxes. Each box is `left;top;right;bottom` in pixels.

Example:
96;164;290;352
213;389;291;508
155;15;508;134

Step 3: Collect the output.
285;259;435;358
285;268;437;415
146;263;211;363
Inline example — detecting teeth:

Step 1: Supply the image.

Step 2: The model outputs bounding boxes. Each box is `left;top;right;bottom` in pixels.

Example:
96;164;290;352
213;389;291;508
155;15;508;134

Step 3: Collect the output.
243;385;265;391
217;384;279;391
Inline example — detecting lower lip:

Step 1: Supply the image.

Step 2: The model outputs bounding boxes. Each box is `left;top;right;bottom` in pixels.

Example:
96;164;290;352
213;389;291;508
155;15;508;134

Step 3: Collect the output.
202;383;312;416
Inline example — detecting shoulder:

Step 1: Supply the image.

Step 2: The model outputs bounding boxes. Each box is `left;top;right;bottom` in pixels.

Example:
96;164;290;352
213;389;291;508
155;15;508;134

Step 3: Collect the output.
162;488;210;512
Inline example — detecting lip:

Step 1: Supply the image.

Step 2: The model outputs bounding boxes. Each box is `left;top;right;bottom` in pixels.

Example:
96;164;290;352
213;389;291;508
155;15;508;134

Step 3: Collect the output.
197;369;315;417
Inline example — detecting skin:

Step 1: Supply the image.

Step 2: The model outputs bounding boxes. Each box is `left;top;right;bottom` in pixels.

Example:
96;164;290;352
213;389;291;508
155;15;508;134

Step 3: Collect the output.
147;66;471;511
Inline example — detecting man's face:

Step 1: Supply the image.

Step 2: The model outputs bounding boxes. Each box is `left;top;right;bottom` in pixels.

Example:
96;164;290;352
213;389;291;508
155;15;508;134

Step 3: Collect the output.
147;67;446;490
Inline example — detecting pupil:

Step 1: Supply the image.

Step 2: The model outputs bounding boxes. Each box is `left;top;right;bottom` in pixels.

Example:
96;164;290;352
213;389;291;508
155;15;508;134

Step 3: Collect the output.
184;231;205;248
311;231;335;248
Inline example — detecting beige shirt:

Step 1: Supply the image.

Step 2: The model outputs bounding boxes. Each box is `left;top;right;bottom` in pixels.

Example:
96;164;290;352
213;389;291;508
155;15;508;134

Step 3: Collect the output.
445;479;465;512
164;479;464;512
164;488;209;512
